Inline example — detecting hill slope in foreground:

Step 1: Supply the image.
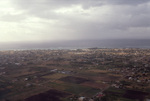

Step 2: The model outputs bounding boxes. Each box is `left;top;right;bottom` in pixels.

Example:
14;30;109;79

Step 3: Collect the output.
0;48;150;101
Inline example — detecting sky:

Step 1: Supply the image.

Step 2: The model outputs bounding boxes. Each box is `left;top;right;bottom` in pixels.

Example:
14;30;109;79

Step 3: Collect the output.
0;0;150;43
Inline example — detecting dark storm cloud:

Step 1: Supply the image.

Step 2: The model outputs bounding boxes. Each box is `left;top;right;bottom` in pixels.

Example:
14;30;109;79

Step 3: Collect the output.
12;0;150;26
12;0;150;21
1;0;149;42
12;0;103;19
14;0;101;9
13;0;150;9
105;0;150;5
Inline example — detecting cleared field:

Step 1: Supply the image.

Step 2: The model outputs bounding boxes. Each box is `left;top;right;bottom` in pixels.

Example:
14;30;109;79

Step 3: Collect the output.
46;82;68;91
47;81;92;95
91;74;121;82
6;68;37;78
25;89;71;101
104;87;149;101
88;69;108;73
81;81;109;89
42;73;68;80
59;76;90;84
64;84;91;95
81;88;100;97
123;90;149;101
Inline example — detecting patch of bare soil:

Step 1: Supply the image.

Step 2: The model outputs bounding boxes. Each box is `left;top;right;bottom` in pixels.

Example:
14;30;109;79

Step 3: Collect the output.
24;89;71;101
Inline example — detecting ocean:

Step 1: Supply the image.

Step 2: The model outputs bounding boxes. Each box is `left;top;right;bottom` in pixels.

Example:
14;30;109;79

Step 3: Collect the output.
1;39;150;50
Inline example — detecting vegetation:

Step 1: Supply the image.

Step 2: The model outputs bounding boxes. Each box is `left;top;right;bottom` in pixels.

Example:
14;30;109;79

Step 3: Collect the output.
0;48;150;101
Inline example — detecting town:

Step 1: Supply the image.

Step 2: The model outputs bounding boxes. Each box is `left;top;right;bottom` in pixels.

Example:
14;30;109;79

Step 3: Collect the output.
0;48;150;101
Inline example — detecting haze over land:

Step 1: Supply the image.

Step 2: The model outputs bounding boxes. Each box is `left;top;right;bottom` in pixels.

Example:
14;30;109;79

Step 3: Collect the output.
0;0;150;49
1;39;150;50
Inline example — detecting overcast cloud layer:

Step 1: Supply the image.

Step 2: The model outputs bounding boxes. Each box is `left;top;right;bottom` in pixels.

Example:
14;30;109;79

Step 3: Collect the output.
0;0;150;42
